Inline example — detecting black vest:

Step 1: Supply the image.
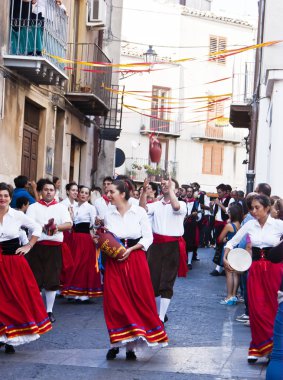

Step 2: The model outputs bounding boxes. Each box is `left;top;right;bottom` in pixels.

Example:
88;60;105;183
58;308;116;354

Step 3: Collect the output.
213;197;231;221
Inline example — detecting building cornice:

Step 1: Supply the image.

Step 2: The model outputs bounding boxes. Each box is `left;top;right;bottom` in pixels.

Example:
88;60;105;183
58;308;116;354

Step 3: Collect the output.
181;7;255;29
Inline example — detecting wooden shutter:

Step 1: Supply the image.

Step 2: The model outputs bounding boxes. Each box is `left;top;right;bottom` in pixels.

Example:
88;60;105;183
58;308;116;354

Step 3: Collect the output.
211;144;223;175
209;36;218;58
202;144;212;174
218;37;227;64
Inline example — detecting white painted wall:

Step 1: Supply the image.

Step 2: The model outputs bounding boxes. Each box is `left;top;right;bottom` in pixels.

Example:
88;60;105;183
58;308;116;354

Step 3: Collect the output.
117;0;255;191
254;0;283;196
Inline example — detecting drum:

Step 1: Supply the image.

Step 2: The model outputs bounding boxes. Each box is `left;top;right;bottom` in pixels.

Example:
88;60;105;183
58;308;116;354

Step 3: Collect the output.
96;227;126;260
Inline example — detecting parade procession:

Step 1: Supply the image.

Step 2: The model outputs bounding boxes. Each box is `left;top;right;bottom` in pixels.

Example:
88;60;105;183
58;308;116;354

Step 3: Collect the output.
0;1;283;379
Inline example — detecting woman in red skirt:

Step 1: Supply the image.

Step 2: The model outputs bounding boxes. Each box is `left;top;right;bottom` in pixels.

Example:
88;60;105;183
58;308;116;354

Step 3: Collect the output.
62;185;102;302
223;194;283;363
102;180;168;360
0;183;52;353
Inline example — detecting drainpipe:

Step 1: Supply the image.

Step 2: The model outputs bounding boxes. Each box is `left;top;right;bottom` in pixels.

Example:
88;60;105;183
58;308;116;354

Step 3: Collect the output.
246;0;266;194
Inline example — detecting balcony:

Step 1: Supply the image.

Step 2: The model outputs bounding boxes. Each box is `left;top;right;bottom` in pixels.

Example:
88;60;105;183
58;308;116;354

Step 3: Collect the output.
140;119;181;138
191;125;243;144
4;0;68;86
230;62;255;129
65;43;112;116
124;158;178;182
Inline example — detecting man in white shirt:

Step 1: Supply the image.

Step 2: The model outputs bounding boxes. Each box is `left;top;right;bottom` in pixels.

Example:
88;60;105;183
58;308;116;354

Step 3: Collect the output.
210;184;235;276
94;176;113;220
140;178;187;323
26;179;72;323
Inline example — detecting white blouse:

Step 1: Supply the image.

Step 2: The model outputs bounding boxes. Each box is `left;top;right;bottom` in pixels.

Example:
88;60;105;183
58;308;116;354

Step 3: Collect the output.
104;205;153;251
74;202;97;226
0;207;42;241
60;197;78;209
226;216;283;250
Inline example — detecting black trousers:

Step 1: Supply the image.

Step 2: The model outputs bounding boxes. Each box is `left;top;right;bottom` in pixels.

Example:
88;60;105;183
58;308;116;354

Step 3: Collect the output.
147;241;179;299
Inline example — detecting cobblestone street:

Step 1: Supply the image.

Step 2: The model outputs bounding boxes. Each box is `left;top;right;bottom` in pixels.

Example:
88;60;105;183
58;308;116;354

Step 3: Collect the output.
0;248;268;379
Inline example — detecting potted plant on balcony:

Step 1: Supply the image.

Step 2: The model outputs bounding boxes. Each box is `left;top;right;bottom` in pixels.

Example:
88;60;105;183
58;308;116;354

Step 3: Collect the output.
143;165;162;181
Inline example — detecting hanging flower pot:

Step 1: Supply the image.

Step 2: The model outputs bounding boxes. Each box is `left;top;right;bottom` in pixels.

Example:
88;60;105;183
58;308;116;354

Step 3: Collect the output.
149;135;162;163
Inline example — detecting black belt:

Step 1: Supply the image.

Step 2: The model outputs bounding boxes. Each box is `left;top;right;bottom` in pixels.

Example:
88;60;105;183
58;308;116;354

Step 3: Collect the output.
120;238;141;248
252;247;272;261
0;238;21;255
73;223;91;234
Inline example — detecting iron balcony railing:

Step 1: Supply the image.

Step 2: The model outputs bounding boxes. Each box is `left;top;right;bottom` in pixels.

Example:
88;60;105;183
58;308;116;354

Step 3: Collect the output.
232;62;255;104
141;118;181;137
124;158;178;182
9;0;67;70
67;43;112;110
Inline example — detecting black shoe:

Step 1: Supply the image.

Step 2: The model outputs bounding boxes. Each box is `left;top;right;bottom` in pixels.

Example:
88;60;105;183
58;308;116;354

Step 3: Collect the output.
164;314;169;323
48;312;56;323
210;269;220;276
247;357;258;364
220;270;226;276
5;344;15;354
192;257;200;261
106;347;119;360
126;350;137;360
188;264;193;270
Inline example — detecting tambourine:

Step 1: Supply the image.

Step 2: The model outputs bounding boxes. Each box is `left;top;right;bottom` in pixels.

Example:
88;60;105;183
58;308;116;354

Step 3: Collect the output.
227;248;252;272
96;227;126;260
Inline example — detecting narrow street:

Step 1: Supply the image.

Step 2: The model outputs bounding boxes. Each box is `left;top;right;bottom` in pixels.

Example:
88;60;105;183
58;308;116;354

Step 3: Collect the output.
0;248;268;380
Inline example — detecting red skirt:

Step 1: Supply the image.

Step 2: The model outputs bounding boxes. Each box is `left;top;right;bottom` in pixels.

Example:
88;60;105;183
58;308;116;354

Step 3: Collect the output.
104;249;168;347
60;237;75;288
61;232;103;298
0;255;52;345
248;260;283;357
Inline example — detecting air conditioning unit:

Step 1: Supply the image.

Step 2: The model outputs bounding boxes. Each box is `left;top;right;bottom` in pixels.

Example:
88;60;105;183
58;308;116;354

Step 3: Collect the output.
86;0;107;28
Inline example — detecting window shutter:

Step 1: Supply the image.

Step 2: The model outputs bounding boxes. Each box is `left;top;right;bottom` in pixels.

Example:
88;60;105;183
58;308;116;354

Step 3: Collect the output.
209;36;218;60
202;144;212;174
218;37;227;64
211;144;223;175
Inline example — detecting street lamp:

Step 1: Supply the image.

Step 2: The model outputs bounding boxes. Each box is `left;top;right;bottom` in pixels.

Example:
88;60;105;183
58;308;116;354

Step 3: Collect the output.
143;45;157;63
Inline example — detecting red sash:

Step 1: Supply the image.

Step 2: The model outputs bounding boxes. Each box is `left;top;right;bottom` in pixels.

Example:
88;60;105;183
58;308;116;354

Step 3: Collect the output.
153;233;188;277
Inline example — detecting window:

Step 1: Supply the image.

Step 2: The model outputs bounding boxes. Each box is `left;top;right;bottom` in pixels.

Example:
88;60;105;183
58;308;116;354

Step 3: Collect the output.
150;86;171;132
202;143;223;175
207;97;225;128
209;36;227;64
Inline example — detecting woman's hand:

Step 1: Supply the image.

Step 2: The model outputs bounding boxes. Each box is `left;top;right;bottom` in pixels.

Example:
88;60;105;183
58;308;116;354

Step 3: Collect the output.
118;248;132;262
15;244;32;256
223;256;234;272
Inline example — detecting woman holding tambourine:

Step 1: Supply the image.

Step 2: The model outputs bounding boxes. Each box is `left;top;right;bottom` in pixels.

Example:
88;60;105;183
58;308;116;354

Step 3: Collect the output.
98;180;168;361
223;194;283;364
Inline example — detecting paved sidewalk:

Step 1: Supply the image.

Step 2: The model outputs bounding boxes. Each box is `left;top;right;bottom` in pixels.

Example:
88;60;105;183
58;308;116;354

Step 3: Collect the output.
0;248;268;379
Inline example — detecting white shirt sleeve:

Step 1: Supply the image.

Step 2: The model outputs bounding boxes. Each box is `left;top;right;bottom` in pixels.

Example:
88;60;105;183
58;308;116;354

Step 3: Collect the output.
173;201;187;215
138;207;153;251
20;212;42;238
225;220;254;250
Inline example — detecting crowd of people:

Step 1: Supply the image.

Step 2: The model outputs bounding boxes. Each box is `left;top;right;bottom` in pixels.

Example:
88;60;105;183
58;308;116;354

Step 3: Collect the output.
0;174;282;378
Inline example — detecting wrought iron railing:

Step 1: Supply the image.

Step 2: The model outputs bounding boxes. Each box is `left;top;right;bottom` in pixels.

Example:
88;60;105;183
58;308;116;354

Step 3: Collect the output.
124;158;178;182
67;43;112;109
141;119;181;136
232;62;255;104
9;0;67;69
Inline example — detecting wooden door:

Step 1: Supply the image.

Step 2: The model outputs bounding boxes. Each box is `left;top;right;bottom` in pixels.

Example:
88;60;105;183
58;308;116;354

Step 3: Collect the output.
21;125;38;180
